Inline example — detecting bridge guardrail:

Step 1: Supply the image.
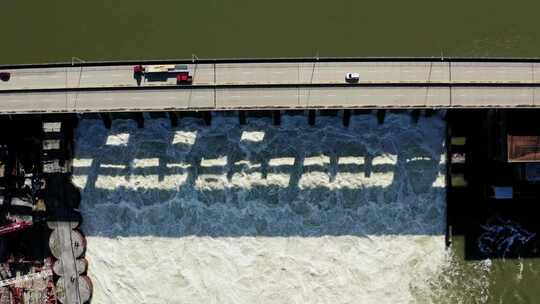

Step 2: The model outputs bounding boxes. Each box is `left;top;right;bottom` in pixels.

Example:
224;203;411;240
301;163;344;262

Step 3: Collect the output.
4;56;540;70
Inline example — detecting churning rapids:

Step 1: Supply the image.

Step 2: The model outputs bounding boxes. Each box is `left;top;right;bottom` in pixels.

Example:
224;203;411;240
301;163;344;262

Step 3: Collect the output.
72;113;451;304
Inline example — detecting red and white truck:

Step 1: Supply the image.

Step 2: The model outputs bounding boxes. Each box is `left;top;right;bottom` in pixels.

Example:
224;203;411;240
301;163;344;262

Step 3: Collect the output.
133;64;193;85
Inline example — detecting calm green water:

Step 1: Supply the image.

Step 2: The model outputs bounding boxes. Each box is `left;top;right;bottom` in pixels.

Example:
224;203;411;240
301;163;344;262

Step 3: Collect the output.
3;0;540;64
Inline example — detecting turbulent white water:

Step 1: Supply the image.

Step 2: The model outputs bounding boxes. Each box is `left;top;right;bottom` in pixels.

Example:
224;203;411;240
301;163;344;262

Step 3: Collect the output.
73;113;449;304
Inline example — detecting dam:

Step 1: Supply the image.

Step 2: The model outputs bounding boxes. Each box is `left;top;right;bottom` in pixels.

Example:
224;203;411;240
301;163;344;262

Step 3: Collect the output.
0;58;539;303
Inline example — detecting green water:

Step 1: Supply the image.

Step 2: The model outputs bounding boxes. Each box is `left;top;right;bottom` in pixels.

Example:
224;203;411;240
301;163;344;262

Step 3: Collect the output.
431;238;540;304
3;0;540;64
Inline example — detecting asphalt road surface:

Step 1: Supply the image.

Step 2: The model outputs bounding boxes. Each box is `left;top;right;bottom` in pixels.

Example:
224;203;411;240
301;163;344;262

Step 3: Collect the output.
1;61;539;113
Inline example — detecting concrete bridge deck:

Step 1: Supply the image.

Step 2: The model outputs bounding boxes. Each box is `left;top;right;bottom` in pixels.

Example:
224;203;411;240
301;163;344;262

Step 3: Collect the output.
1;60;540;113
3;62;540;91
0;85;538;114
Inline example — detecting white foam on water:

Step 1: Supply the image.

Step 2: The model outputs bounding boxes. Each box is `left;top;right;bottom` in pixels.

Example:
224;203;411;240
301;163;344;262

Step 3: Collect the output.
241;131;265;142
74;114;451;304
132;158;160;168
105;132;130;146
72;158;93;167
172;131;197;145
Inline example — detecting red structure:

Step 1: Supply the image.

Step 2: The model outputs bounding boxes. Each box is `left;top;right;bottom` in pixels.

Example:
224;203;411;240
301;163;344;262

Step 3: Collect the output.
0;221;32;237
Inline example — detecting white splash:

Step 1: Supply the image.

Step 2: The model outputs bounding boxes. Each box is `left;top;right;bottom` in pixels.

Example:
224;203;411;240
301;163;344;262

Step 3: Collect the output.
105;132;130;146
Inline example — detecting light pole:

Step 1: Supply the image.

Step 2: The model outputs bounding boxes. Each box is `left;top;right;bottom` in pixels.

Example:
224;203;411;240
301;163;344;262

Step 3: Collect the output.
70;57;85;112
71;56;85;66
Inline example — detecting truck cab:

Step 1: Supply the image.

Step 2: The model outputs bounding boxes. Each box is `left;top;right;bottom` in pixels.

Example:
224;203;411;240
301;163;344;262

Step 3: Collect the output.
176;71;193;85
133;65;144;75
133;64;193;85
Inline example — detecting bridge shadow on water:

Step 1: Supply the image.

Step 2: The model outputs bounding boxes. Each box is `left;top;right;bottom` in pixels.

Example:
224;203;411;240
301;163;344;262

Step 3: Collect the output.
71;114;447;239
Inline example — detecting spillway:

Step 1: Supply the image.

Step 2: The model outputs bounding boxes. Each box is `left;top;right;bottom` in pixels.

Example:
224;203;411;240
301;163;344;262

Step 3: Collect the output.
72;113;450;303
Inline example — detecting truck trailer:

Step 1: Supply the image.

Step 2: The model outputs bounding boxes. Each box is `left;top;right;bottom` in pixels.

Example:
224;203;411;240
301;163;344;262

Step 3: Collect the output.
133;64;193;84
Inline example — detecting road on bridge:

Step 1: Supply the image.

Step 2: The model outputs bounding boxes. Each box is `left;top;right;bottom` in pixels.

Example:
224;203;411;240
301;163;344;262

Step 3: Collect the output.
0;61;539;113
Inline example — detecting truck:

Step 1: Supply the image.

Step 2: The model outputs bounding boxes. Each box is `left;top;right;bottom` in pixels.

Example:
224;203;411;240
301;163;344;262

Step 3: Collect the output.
133;64;193;84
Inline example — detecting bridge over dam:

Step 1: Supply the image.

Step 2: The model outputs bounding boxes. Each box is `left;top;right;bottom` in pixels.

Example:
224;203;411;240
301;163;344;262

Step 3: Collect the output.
2;59;540;114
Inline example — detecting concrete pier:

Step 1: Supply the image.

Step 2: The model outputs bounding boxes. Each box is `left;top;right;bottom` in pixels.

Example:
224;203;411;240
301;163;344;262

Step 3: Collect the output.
168;111;178;127
135;112;144;128
411;109;421;124
100;113;112;129
202;112;212;125
342;109;351;127
377;110;386;124
272;110;281;125
239;110;247;125
308;110;316;126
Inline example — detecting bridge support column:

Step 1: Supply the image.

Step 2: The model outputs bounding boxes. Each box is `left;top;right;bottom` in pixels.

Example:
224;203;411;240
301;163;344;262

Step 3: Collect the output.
239;111;247;125
202;112;212;126
135;113;144;128
272;110;281;125
69;113;79;129
376;110;386;125
168;112;178;128
100;113;112;129
308;110;316;126
342;109;351;127
411;109;420;124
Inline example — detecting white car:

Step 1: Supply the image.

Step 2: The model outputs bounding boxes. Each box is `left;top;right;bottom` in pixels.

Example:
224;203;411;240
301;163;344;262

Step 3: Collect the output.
345;73;360;83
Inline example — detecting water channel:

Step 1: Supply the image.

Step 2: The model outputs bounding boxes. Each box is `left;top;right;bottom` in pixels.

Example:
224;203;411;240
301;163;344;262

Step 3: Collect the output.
3;0;540;64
